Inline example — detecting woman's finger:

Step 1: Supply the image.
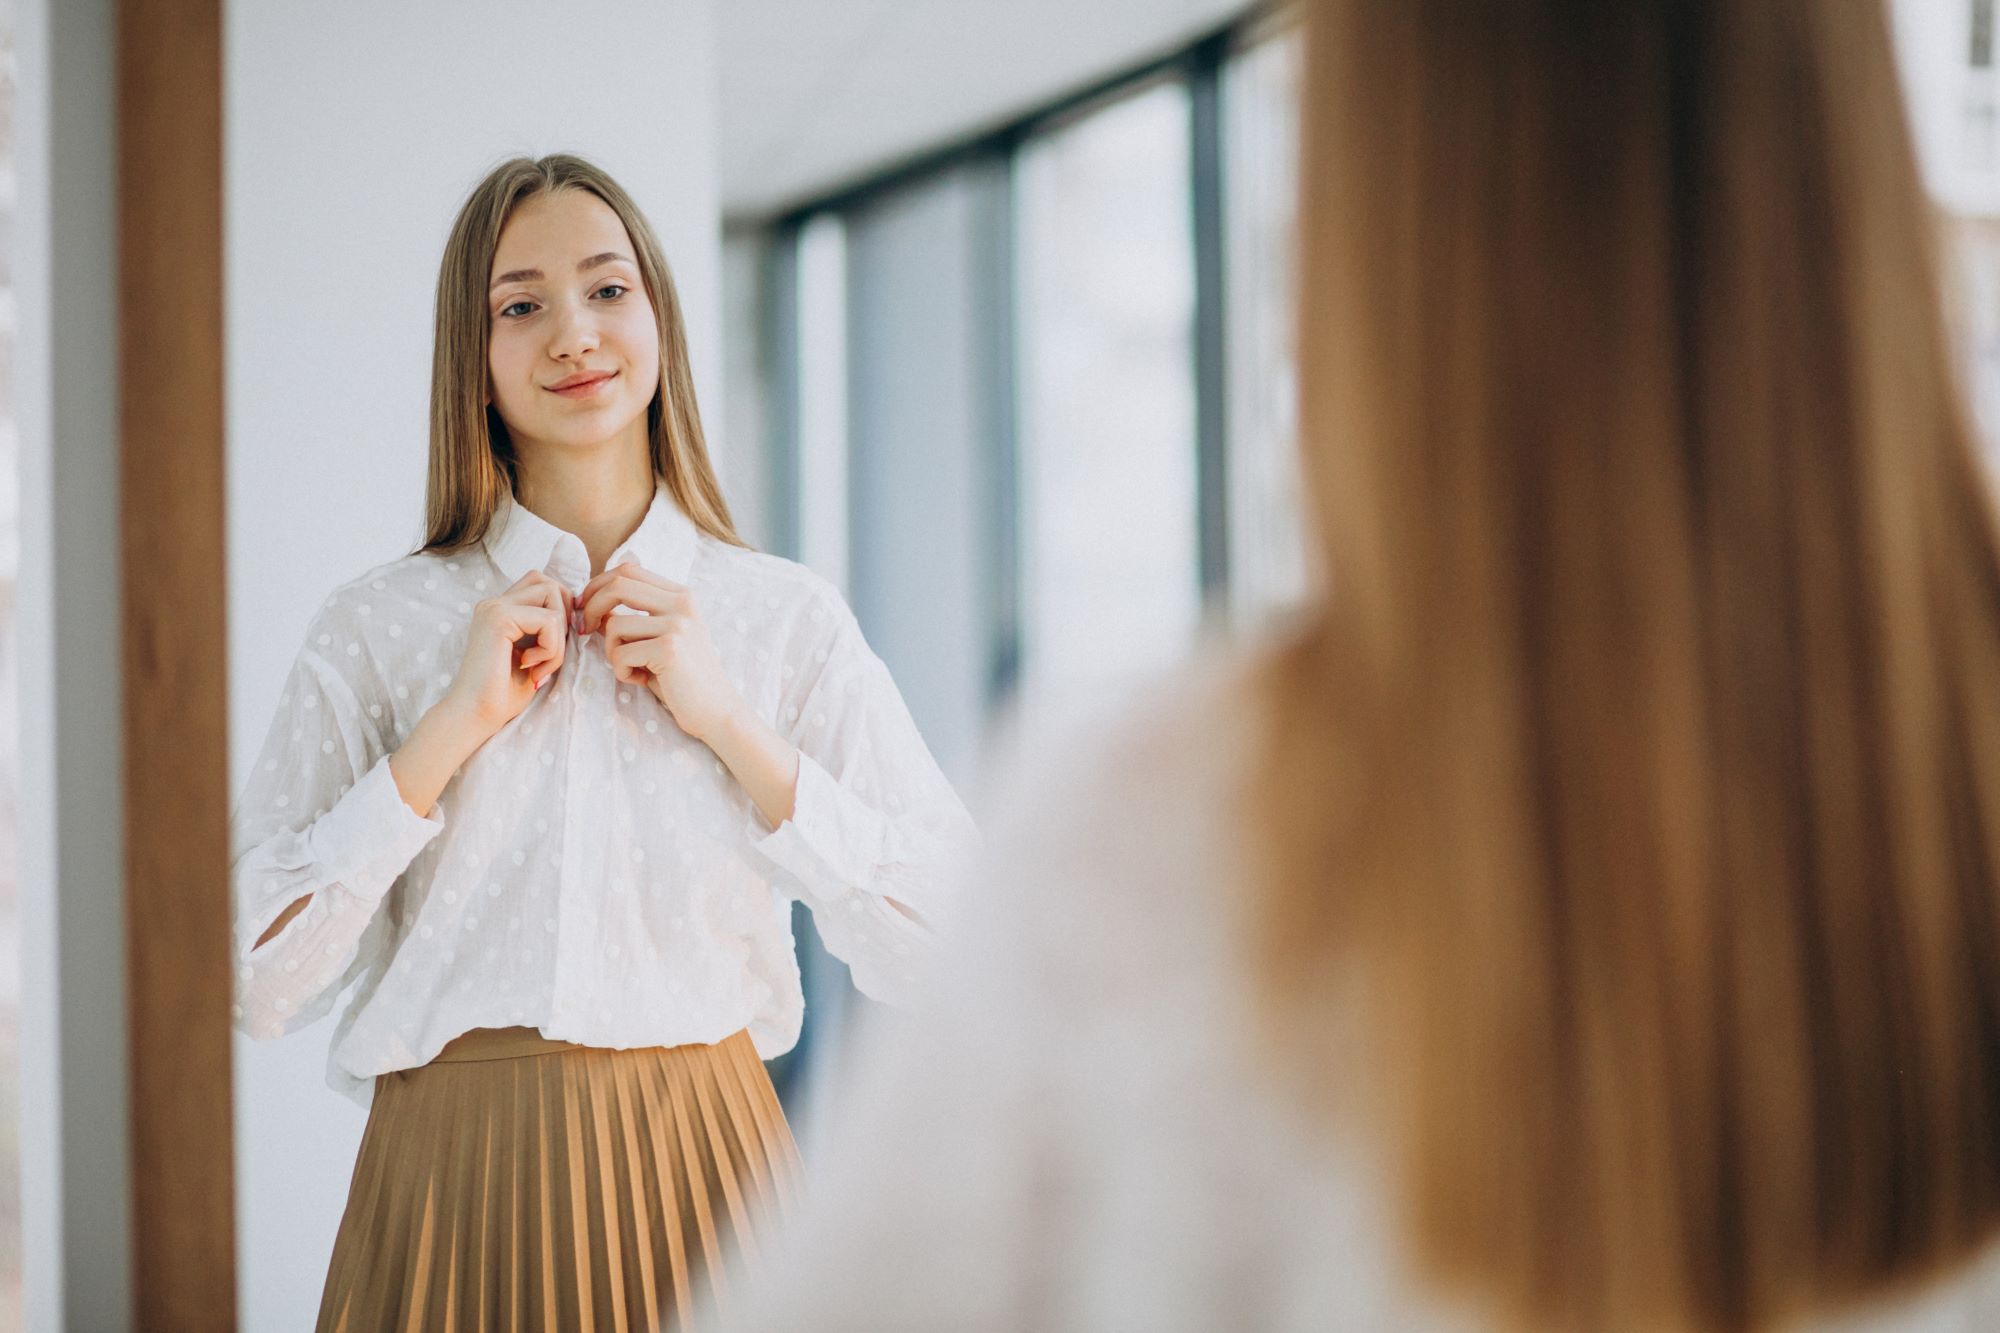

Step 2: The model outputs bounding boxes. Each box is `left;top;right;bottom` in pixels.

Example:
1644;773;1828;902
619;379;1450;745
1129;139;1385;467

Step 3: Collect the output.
581;560;689;599
578;574;689;633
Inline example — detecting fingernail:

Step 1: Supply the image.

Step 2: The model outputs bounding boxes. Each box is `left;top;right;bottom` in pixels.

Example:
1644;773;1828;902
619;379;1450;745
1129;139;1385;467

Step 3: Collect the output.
533;676;545;690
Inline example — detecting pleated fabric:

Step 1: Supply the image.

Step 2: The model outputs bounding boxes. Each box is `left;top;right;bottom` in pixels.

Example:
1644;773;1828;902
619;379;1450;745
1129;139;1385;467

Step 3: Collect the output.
315;1025;803;1332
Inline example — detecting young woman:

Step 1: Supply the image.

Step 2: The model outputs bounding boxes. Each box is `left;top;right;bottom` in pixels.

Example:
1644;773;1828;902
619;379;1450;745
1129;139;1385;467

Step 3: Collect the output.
228;153;980;1330
726;1;2000;1330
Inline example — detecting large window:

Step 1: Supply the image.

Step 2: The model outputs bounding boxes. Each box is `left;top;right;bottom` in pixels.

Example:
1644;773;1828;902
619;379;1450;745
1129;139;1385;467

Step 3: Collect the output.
719;20;1310;1109
1014;79;1201;726
1223;29;1310;627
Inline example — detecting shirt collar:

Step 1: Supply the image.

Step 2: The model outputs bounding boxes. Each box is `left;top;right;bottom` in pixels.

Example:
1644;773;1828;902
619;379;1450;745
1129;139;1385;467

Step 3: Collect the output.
482;478;700;593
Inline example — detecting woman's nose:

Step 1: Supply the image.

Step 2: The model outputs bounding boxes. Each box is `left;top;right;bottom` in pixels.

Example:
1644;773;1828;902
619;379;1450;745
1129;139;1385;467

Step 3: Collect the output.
548;303;599;358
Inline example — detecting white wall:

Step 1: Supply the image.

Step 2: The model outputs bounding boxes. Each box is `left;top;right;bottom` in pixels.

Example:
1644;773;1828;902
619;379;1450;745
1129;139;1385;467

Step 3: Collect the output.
225;3;722;1326
1891;0;2000;216
18;0;131;1326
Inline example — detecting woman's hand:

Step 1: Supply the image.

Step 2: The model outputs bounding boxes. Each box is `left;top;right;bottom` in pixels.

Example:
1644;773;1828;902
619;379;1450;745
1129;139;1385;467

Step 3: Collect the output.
441;569;573;737
577;561;745;743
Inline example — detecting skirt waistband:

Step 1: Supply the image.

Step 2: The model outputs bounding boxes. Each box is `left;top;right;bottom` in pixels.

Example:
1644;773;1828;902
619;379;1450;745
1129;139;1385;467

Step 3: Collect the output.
429;1025;600;1063
427;1025;756;1065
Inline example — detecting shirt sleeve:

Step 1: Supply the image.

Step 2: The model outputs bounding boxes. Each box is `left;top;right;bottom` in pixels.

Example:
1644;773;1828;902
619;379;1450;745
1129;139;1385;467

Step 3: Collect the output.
745;581;984;1006
230;593;447;1039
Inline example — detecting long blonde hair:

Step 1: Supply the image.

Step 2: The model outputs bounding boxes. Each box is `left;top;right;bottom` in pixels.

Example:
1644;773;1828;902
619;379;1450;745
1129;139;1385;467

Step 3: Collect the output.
1248;2;2000;1328
416;153;745;556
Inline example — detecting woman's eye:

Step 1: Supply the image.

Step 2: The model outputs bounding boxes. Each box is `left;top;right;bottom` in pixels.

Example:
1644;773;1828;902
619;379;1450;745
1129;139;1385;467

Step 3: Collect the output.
497;285;622;319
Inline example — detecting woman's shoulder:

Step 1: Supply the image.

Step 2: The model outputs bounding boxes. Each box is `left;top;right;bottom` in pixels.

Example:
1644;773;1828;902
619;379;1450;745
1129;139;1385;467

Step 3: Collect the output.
292;549;463;667
314;548;454;610
695;538;823;595
691;543;863;644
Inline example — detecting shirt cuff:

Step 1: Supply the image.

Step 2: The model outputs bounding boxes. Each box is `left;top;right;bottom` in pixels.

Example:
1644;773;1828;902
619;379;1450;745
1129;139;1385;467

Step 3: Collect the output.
304;751;446;900
749;750;888;902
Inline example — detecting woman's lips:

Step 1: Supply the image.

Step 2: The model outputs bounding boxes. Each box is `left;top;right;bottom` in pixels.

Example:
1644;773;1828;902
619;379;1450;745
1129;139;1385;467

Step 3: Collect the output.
550;371;616;399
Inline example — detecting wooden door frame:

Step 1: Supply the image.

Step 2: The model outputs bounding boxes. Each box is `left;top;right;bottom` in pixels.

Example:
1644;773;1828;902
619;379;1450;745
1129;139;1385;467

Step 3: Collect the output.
117;0;235;1324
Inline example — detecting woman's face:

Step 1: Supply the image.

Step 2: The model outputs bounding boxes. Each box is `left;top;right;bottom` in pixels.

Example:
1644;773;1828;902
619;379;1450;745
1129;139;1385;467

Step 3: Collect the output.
484;189;662;458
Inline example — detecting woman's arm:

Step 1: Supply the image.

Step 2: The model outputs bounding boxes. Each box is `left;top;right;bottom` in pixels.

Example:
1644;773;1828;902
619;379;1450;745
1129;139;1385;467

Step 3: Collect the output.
695;707;799;830
231;597;448;1037
250;697;487;949
740;580;983;1000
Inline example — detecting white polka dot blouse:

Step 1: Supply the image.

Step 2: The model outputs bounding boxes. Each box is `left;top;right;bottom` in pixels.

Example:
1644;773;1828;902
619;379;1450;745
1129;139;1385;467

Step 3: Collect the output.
229;479;983;1107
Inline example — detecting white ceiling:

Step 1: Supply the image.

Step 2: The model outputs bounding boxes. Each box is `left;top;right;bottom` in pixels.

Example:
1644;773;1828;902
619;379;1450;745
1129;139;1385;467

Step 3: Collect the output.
717;0;1257;219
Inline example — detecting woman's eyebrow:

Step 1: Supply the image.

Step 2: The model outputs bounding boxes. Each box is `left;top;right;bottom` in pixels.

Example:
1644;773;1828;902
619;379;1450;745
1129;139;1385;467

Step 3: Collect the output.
489;251;634;291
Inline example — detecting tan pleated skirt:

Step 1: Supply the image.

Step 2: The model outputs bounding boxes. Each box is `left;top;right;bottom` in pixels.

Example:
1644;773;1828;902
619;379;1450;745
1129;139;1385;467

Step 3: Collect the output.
316;1025;803;1332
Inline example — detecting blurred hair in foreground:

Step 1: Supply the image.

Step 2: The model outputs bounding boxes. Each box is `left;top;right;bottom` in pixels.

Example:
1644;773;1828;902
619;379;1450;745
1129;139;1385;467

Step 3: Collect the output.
1245;0;2000;1328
